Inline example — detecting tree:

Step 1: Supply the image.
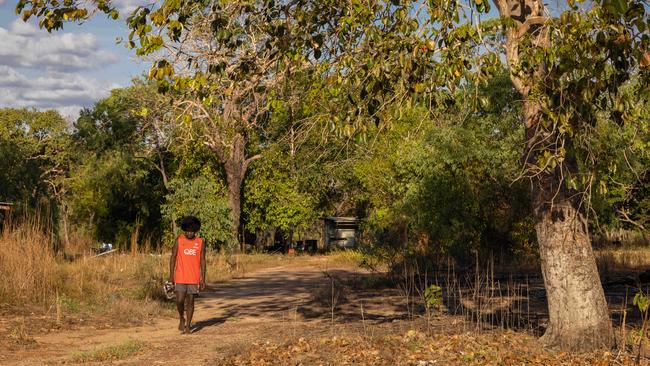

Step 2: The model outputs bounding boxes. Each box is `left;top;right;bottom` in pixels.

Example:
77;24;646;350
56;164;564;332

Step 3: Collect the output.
127;1;337;249
0;108;72;243
480;0;646;350
18;0;648;350
71;87;170;246
313;1;647;350
356;75;534;262
587;80;650;234
127;81;176;193
161;175;232;248
244;145;318;245
126;80;180;234
243;68;363;248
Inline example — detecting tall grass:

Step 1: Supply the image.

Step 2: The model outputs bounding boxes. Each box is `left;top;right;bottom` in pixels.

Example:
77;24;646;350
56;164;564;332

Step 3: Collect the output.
0;218;58;306
0;219;169;322
595;247;650;273
0;219;356;320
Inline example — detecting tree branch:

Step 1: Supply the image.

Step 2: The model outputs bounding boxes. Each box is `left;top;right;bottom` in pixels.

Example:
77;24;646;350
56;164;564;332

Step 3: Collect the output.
618;208;646;231
492;0;510;16
205;141;226;163
243;153;262;172
516;16;549;38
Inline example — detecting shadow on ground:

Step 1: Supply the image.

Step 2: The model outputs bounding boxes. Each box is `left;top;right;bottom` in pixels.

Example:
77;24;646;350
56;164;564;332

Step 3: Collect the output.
194;264;650;337
196;267;407;326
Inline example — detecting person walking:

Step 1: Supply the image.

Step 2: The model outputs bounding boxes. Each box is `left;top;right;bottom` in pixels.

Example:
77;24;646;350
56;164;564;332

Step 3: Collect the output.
169;215;206;334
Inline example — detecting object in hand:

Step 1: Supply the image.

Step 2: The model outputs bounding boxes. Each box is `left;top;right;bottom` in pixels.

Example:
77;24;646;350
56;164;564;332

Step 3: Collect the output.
163;281;175;300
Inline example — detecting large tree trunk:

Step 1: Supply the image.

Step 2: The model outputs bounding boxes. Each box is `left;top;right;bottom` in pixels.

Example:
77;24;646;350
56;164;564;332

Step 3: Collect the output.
523;105;614;351
207;130;261;252
535;202;613;351
219;133;262;252
226;172;243;250
495;0;614;350
224;134;247;252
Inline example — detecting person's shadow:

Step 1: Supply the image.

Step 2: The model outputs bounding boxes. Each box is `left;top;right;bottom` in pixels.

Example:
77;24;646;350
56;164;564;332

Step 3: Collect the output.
191;310;236;333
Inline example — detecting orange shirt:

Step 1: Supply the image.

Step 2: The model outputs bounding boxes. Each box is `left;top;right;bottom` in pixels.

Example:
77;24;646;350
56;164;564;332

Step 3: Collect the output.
173;235;203;285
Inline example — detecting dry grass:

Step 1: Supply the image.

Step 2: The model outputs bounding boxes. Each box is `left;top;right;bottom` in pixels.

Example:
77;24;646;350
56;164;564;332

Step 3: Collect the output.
0;219;59;307
595;247;650;273
0;220;169;322
0;219;364;324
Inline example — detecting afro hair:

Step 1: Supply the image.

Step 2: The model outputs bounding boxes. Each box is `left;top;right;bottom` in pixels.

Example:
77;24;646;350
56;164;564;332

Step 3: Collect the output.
180;215;201;232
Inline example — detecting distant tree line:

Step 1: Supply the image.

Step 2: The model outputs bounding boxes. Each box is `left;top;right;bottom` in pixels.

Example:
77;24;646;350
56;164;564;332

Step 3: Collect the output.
1;74;646;258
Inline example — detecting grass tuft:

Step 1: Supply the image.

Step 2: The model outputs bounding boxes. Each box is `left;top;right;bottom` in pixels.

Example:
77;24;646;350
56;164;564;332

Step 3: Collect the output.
71;340;144;363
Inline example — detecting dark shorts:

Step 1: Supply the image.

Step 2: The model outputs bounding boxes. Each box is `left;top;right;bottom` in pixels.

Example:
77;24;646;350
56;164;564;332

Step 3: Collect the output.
174;284;199;295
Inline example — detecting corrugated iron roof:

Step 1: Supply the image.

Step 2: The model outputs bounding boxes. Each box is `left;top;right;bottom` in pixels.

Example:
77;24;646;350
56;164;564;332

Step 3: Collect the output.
324;216;358;223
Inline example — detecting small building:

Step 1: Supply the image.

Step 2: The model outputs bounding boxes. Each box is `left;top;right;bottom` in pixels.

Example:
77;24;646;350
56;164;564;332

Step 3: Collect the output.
322;216;359;249
0;202;13;212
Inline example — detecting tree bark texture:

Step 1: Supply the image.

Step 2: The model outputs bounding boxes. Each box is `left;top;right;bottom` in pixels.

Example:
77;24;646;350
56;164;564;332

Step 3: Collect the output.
224;133;247;252
495;0;614;350
521;105;614;351
535;201;613;351
207;129;261;251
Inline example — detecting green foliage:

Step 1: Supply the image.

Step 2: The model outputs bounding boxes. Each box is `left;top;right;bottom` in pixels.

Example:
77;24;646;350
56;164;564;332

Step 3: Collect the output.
161;176;233;249
244;149;317;233
68;150;163;245
634;292;649;313
0;108;70;221
584;80;650;230
69;87;170;246
356;77;534;262
424;284;443;309
15;0;113;32
243;67;370;240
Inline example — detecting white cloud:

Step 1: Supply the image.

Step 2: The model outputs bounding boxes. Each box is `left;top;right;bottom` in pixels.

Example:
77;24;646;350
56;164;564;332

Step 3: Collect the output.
0;65;28;87
54;105;85;121
0;19;119;72
0;66;118;119
8;18;40;36
112;0;151;14
0;17;132;119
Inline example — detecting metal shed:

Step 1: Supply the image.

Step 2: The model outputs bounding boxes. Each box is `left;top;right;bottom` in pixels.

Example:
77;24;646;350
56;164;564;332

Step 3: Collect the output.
322;216;359;249
0;202;13;212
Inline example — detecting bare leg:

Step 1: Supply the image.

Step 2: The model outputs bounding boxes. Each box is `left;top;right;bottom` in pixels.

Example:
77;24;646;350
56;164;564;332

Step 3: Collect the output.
175;290;186;331
184;294;195;334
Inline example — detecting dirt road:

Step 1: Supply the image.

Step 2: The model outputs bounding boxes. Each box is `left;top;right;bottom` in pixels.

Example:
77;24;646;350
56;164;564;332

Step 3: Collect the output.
3;259;405;365
7;259;641;365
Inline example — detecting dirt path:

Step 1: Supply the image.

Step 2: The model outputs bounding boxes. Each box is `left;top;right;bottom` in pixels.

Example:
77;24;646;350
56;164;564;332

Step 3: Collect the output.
9;260;641;365
4;259;398;365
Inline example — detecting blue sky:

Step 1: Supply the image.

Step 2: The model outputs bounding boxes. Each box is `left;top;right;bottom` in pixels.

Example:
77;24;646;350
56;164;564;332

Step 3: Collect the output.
0;1;149;119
